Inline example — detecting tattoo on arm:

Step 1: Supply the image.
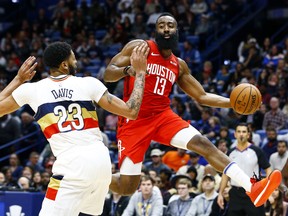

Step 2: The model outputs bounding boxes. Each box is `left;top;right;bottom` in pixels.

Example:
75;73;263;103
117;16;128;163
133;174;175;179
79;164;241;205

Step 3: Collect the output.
103;91;113;104
126;73;145;112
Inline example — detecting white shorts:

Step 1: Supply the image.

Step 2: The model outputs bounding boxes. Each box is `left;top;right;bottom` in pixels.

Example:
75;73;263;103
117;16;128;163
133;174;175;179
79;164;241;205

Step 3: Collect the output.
39;143;111;216
120;125;200;175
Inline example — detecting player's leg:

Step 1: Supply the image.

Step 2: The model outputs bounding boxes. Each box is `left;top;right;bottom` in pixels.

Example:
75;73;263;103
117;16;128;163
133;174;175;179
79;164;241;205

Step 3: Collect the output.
39;176;83;216
109;157;142;195
170;125;282;207
110;117;156;195
171;125;231;171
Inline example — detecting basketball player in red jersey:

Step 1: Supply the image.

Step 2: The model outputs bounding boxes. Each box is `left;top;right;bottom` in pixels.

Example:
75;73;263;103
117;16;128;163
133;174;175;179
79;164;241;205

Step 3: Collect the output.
104;13;281;207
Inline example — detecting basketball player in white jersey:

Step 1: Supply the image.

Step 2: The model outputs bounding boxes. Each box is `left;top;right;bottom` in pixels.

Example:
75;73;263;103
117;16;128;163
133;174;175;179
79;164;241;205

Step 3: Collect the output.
0;41;149;216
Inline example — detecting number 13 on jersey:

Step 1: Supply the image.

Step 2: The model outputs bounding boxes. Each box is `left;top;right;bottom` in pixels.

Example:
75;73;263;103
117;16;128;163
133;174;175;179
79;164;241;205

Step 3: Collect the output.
153;77;166;95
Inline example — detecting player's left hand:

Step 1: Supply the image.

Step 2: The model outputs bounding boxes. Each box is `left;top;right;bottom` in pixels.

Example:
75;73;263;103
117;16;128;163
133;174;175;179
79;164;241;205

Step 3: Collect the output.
17;56;37;83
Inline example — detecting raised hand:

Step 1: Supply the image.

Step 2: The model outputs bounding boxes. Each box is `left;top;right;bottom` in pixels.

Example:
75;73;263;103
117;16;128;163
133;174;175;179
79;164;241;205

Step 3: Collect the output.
17;56;37;83
130;42;150;75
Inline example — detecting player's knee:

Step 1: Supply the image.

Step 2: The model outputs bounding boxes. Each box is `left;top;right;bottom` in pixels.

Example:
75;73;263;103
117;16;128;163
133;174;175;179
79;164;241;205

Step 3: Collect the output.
188;134;216;155
191;134;210;146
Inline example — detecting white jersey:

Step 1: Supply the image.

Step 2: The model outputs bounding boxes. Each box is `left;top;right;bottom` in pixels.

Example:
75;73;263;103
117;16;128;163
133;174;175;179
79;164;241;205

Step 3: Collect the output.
12;75;107;157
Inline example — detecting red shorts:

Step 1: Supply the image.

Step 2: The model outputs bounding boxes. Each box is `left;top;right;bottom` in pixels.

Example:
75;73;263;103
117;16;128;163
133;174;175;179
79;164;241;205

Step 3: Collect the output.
117;109;189;167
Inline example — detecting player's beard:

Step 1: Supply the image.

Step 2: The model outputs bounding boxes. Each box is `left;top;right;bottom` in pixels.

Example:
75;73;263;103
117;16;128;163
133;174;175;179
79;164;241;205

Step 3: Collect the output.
155;31;178;51
68;64;77;76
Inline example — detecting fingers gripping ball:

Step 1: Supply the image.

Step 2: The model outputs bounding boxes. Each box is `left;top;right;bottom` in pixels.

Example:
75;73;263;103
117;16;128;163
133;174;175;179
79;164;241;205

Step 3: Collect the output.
230;83;262;115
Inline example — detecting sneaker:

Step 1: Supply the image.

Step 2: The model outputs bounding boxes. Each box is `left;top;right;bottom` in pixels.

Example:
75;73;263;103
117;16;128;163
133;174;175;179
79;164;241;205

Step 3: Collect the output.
246;170;282;207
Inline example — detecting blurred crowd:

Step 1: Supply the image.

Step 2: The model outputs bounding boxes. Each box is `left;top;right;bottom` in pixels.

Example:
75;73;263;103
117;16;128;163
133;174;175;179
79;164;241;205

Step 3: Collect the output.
0;0;288;215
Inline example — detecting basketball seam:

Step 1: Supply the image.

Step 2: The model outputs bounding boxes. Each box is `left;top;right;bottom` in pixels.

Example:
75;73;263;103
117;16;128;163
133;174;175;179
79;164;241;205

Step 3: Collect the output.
233;86;250;115
252;86;261;113
242;86;252;115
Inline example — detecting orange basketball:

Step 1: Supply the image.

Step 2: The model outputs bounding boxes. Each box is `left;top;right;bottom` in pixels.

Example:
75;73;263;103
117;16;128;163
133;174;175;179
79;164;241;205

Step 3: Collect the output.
230;83;262;115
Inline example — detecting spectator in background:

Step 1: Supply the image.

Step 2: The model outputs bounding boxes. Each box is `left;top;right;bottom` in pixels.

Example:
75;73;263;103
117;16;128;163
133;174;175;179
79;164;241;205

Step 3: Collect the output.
186;166;200;193
250;123;262;147
187;174;218;216
175;101;192;121
0;171;6;187
101;27;116;46
269;140;288;171
243;38;262;70
145;148;171;175
40;171;50;193
180;41;201;76
215;65;231;94
1;167;18;188
200;61;213;92
179;10;196;36
20;111;39;146
238;34;258;63
170;95;183;112
264;188;288;216
0;51;7;68
162;148;190;172
216;139;228;155
8;153;23;180
260;37;271;58
194;14;211;48
31;171;42;191
0;114;21;153
231;62;245;84
215;127;232;149
166;178;194;216
21;166;33;181
203;164;221;192
159;168;173;193
262;127;279;160
210;182;231;216
262;97;287;131
251;103;267;131
203;116;221;142
262;45;284;69
122;175;163;216
17;176;31;190
195;107;213;133
25;152;44;173
146;5;162;28
101;191;130;216
190;0;208;17
275;59;288;89
86;35;104;60
131;13;148;39
167;174;196;204
266;73;279;97
177;151;205;183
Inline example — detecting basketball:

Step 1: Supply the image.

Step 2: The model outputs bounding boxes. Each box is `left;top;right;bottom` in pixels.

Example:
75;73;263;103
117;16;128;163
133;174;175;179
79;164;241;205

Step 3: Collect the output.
230;83;262;115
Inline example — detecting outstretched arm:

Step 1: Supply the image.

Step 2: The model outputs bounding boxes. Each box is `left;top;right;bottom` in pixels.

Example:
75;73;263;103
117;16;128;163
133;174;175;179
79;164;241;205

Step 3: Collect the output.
103;39;145;82
0;56;37;102
176;58;231;108
99;42;149;119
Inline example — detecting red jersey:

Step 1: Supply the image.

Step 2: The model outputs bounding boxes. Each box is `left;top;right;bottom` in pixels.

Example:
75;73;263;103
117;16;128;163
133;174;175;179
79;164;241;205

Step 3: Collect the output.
123;40;180;118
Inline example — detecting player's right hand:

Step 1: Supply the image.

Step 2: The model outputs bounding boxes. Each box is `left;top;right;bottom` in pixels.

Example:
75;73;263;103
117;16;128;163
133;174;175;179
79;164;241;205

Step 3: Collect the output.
217;193;224;209
130;42;149;75
17;56;37;82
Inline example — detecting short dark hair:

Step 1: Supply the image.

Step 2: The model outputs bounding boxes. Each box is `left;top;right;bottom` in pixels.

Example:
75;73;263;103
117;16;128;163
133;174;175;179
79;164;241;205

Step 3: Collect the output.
140;175;155;185
278;140;288;147
156;12;176;25
236;122;249;132
43;42;72;69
